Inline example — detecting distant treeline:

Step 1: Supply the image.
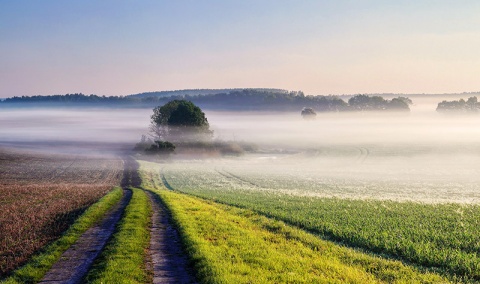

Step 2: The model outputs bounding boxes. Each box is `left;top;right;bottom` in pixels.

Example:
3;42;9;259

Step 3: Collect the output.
0;89;411;112
437;96;479;113
129;88;287;99
2;93;126;103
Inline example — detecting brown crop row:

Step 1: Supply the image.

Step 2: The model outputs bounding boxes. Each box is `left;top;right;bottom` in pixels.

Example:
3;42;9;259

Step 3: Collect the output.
0;148;123;277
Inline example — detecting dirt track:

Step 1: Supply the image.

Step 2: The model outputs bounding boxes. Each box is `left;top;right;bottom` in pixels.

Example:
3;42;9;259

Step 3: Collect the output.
39;156;197;283
146;191;197;284
39;189;132;284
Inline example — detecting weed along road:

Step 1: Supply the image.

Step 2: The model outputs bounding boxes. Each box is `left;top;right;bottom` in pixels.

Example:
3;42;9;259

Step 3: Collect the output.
38;158;137;284
39;189;132;283
37;157;196;284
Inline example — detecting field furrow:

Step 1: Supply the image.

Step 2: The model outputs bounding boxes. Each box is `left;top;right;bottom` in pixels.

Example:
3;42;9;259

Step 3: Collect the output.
0;147;122;277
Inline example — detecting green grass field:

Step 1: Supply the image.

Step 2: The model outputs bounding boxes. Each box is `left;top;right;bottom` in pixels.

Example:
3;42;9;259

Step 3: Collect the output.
141;159;480;281
140;161;448;283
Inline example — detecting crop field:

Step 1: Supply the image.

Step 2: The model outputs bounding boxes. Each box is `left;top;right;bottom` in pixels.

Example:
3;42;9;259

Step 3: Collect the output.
2;107;480;282
141;144;480;281
0;147;123;277
160;144;480;203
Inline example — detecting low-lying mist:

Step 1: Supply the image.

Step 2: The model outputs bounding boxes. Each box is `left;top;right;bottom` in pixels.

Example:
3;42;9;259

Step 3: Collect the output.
1;101;480;203
0;108;151;155
1;102;480;154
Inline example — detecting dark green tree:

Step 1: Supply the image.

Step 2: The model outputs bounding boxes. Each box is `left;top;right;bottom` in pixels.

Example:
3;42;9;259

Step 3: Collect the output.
151;100;212;142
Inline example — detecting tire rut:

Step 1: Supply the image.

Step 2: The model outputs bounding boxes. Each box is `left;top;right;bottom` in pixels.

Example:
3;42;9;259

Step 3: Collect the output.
39;188;132;284
39;156;138;284
145;190;197;284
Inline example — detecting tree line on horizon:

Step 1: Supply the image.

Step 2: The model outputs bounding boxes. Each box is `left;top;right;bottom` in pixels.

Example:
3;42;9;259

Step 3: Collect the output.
0;89;412;112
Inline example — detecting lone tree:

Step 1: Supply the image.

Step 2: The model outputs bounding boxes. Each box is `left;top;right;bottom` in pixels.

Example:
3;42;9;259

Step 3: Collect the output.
151;100;212;142
301;107;317;119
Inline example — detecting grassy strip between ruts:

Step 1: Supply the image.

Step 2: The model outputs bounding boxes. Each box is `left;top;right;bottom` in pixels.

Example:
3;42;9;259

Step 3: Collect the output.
85;188;152;284
2;187;123;284
146;185;447;283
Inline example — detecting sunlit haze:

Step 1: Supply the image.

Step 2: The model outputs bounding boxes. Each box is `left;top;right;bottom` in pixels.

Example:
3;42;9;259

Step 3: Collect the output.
1;1;480;97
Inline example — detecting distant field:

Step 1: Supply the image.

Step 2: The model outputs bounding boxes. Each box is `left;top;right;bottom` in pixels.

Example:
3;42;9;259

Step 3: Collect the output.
142;144;480;281
0;148;122;277
159;144;480;203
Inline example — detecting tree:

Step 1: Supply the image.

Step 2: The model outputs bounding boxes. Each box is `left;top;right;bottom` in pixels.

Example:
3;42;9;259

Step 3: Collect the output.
348;95;377;110
466;96;478;112
396;97;413;105
301;107;317;119
151;100;212;142
388;98;410;111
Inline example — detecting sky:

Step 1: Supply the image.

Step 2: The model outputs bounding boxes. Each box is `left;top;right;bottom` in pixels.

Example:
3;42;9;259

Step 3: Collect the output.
1;0;480;98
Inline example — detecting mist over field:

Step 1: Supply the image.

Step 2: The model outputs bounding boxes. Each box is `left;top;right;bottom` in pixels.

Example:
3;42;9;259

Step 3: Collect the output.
1;95;480;203
0;108;151;155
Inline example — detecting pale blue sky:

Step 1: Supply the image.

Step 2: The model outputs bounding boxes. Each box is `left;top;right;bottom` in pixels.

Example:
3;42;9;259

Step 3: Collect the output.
1;1;480;97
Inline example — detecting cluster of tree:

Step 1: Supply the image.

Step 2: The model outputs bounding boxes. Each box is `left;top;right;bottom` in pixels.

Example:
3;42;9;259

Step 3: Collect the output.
436;97;479;113
0;90;411;112
137;100;254;157
347;95;412;111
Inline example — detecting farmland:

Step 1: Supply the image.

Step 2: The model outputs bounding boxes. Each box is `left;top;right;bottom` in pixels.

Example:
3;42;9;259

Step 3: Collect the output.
0;147;123;277
2;107;480;282
146;186;447;283
140;142;480;281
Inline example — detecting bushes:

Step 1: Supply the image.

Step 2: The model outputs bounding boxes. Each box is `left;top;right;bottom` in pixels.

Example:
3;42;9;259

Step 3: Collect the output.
145;141;176;154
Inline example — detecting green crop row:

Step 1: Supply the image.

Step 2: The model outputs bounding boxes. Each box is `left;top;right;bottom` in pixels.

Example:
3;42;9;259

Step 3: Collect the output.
148;161;480;281
140;175;446;283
